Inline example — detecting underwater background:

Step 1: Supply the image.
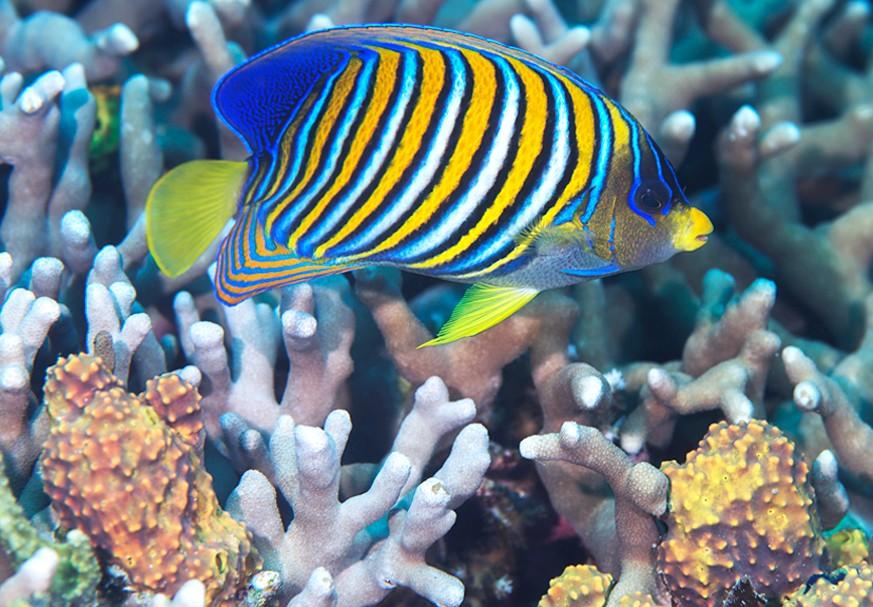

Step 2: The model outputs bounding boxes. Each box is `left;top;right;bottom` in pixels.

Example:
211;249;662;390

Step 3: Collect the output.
0;0;872;605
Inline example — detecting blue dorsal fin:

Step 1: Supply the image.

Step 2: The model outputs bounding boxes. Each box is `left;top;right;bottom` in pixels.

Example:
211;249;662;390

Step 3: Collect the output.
213;23;603;154
212;35;348;153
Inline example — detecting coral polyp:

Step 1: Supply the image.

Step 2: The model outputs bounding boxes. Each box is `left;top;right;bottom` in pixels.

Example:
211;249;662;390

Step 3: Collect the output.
658;420;823;606
538;564;613;607
41;354;259;604
784;564;873;607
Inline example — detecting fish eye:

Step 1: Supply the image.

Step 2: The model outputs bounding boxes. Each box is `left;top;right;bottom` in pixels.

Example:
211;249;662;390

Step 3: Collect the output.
634;181;670;215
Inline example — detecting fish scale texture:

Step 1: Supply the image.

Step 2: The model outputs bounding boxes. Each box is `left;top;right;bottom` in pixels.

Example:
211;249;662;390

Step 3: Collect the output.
41;354;260;605
657;420;824;607
784;563;873;606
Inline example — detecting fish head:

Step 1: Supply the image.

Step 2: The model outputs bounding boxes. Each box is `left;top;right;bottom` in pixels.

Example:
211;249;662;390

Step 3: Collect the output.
605;131;712;270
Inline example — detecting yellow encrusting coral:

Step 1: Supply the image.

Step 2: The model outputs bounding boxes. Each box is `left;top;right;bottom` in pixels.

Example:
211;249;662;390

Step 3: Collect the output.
538;564;613;607
657;420;823;606
825;528;870;569
537;564;661;607
41;354;260;605
616;591;658;606
783;563;873;606
142;371;204;447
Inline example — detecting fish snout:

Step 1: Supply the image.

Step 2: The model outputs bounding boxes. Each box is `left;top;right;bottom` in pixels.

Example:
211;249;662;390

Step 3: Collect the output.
673;207;713;252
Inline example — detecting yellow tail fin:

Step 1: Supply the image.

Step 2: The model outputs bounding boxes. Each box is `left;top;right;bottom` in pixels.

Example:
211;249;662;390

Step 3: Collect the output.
146;159;247;277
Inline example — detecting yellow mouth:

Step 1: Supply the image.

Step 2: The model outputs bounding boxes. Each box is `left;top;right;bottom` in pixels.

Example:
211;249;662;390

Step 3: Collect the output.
674;207;713;252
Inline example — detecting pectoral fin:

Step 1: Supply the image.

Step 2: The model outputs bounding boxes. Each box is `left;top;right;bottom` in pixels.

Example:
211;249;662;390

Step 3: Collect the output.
419;283;539;348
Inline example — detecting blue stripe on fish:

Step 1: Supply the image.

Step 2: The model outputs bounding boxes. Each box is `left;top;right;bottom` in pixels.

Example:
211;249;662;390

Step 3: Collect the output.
327;42;470;257
299;43;420;250
391;49;521;263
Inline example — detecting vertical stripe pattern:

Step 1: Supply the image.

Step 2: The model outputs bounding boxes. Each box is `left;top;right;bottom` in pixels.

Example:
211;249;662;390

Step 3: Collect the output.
215;25;654;296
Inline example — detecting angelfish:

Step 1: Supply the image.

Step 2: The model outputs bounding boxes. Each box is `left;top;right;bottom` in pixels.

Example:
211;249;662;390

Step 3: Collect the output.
146;25;712;346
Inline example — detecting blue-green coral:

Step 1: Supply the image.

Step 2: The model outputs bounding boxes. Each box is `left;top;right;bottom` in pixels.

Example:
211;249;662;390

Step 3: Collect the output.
0;453;100;605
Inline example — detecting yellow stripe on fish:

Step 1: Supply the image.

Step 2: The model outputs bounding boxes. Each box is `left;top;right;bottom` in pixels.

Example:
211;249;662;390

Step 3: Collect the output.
145;24;713;346
311;42;448;256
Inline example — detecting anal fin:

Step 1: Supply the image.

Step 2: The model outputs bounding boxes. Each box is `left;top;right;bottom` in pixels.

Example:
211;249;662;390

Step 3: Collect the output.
215;212;361;304
216;254;360;305
419;283;539;348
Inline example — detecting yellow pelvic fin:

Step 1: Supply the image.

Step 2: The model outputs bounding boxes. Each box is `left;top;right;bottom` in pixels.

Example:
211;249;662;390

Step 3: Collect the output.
419;283;539;348
146;159;247;277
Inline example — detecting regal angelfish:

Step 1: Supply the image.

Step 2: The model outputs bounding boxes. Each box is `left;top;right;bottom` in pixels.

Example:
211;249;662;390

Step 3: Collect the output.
146;25;713;346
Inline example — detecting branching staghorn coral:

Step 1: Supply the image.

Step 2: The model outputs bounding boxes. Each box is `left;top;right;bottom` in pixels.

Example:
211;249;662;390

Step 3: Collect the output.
516;265;866;604
120;75;167;231
226;376;490;606
619;270;780;453
85;246;166;386
509;0;591;67
521;422;667;607
354;267;578;414
585;0;639;66
0;64;94;279
0;0;137;80
783;342;873;486
0;546;58;605
185;1;248;161
174;274;355;446
619;0;782;161
0;285;58;485
709;0;873;349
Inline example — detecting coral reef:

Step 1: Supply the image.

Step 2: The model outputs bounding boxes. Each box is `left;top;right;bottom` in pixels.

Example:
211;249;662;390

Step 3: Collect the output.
528;419;854;606
536;564;661;607
825;528;870;569
0;451;100;605
538;564;612;607
658;420;823;606
0;0;872;605
41;353;259;605
226;377;490;605
784;563;873;606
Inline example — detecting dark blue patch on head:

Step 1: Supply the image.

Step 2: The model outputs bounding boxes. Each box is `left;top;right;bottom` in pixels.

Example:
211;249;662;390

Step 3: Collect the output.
212;36;347;154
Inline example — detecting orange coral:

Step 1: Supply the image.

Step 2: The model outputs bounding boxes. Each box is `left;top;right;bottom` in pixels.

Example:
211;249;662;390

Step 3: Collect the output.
784;563;873;606
538;564;612;607
658;420;823;606
41;354;260;605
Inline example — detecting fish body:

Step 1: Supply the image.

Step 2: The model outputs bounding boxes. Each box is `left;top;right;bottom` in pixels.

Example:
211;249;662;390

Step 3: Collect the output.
146;25;712;346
